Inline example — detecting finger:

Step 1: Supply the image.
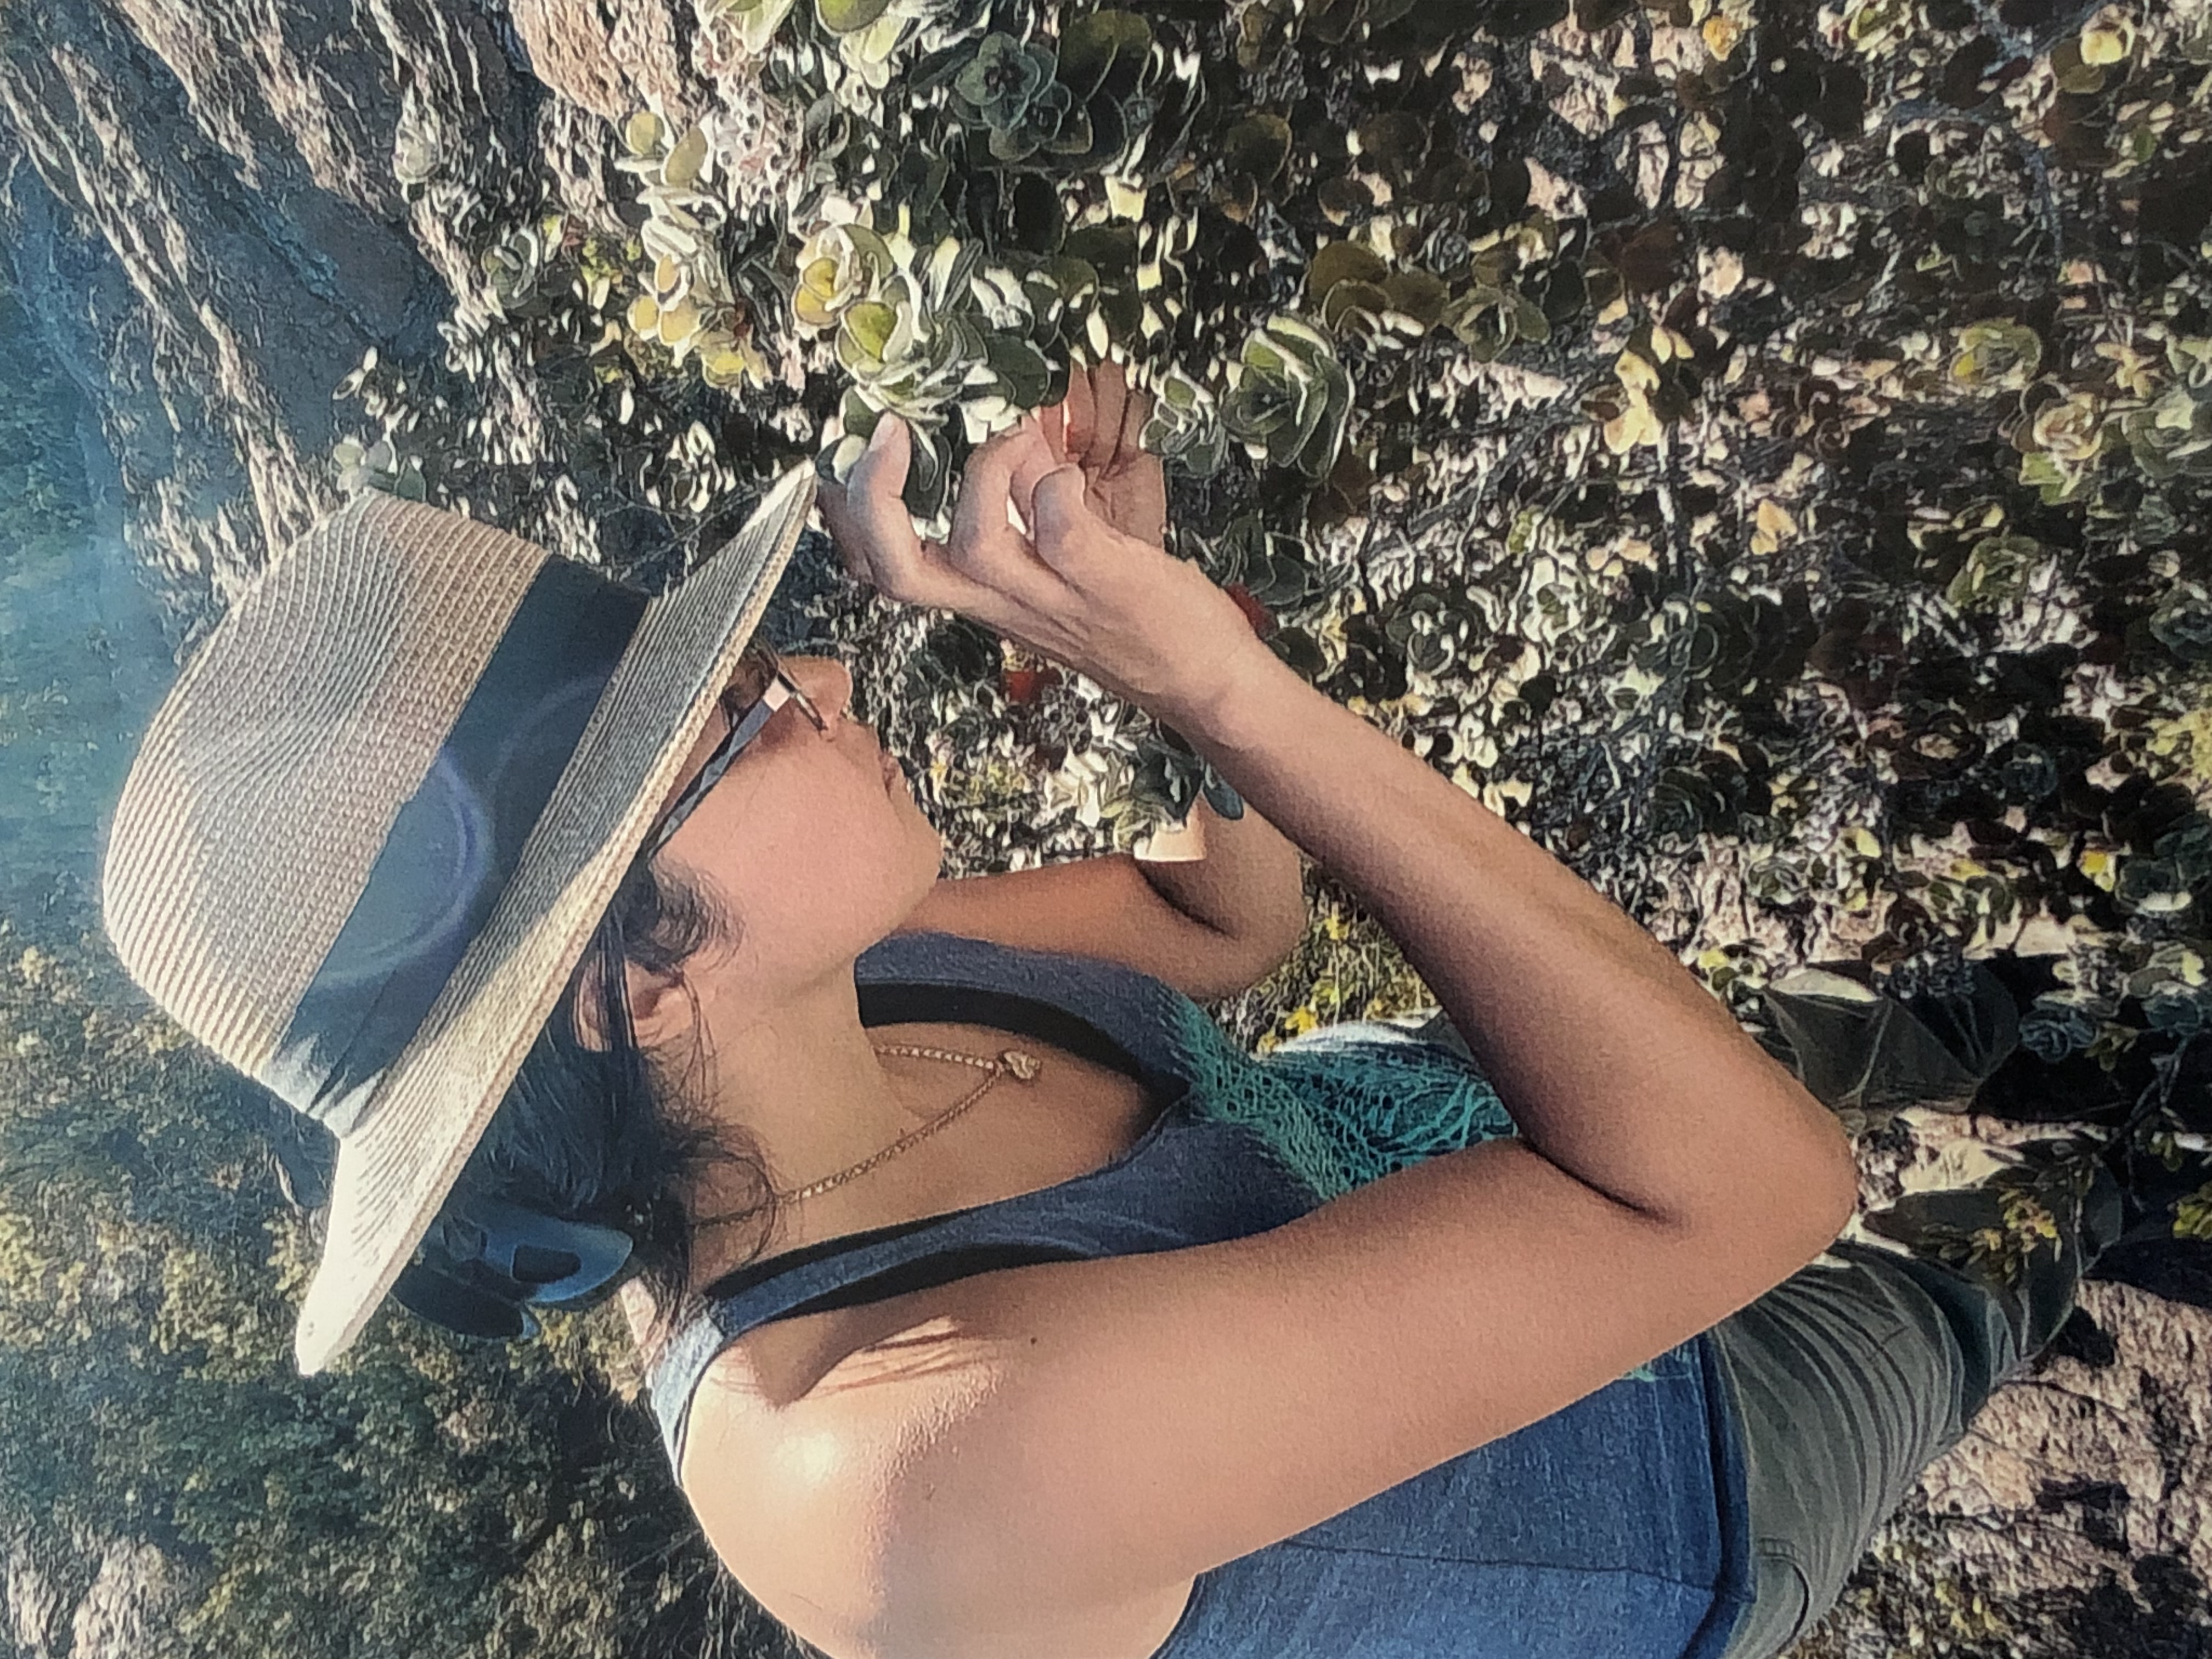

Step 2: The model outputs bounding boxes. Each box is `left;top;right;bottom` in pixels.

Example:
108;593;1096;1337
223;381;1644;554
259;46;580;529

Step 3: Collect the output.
815;479;876;584
1038;396;1071;467
953;425;1075;604
1063;366;1096;471
841;418;962;608
948;427;1024;567
1028;462;1104;577
842;415;916;560
1006;416;1062;529
817;424;902;588
1115;372;1153;468
1086;360;1128;471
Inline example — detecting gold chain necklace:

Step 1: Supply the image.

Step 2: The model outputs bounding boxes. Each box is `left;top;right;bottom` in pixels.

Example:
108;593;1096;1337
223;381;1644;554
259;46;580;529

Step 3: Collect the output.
772;1041;1043;1205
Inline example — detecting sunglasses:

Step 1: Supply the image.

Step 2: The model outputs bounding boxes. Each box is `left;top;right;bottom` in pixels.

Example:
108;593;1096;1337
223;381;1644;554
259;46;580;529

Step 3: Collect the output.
641;640;830;861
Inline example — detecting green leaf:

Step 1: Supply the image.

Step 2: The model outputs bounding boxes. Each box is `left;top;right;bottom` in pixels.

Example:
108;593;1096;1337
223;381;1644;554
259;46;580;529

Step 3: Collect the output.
1575;0;1639;28
1057;9;1153;100
1308;241;1391;301
624;109;665;157
839;387;883;439
1318;173;1373;225
1486;0;1572;33
815;0;892;34
1269;625;1329;677
904;425;954;519
663;125;709;189
985;335;1053;406
840;301;899;365
1038;254;1102;302
1352;112;1428;178
1321;279;1392;332
1386;270;1452;330
1063;224;1138;278
1221;112;1294;183
1004;176;1063;254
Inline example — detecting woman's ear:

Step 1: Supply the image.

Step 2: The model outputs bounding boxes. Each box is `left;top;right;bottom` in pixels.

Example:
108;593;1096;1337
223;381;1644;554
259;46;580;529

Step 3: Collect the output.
571;955;692;1052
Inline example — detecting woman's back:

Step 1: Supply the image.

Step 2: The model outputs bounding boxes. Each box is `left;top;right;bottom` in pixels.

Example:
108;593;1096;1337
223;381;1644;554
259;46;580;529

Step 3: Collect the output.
652;930;1758;1659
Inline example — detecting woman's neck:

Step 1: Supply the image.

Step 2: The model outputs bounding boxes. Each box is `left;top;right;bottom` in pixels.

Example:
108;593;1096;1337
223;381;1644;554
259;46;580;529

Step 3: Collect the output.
674;964;1005;1288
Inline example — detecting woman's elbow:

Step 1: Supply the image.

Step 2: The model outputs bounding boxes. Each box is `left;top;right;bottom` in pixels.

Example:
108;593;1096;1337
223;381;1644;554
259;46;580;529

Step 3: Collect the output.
1788;1127;1865;1260
1229;919;1307;1001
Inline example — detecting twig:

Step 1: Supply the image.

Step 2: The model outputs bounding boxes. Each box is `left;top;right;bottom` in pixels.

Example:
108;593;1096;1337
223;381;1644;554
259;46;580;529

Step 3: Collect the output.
1403;370;1606;541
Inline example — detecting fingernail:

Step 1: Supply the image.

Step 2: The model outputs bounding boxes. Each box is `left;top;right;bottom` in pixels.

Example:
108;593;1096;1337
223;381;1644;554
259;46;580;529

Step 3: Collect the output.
865;416;899;456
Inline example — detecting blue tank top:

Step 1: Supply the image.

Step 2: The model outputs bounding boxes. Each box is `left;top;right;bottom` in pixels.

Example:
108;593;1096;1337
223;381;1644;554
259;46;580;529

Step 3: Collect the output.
646;930;1756;1659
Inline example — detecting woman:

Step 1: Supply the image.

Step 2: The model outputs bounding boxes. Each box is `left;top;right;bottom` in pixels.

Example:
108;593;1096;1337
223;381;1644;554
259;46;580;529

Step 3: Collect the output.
103;363;2118;1659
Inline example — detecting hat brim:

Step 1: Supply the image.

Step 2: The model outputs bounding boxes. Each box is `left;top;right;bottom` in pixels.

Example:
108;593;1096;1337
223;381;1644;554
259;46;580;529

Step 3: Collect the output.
293;464;816;1374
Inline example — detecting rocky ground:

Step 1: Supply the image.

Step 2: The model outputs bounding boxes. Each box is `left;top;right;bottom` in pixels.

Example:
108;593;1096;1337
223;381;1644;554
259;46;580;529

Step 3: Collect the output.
1803;1115;2212;1658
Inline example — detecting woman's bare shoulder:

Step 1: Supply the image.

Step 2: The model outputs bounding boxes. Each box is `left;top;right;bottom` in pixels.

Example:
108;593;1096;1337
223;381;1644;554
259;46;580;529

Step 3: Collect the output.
679;1290;1196;1659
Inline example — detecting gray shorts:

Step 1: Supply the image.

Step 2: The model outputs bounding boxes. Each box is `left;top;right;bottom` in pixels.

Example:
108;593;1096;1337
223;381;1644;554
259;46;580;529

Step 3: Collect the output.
1706;1240;2036;1658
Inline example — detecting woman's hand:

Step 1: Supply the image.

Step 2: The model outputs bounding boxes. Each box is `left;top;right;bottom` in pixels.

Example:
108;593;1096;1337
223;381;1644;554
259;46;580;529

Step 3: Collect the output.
1042;360;1169;549
816;402;1269;729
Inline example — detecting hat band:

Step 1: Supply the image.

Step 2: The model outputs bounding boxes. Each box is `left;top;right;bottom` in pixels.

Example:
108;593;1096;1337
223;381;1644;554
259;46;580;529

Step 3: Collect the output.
261;556;650;1135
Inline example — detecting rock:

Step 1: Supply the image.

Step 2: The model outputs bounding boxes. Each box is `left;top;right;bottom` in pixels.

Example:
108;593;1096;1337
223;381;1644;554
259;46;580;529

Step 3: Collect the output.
509;0;632;123
1790;1182;2212;1657
0;0;441;611
0;0;671;642
67;1539;196;1659
4;1535;63;1658
507;0;701;134
1962;1285;2212;1581
2;1533;197;1659
603;0;697;125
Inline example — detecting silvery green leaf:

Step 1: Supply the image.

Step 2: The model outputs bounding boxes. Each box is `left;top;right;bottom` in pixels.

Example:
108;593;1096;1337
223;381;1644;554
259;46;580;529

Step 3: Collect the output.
664;125;710;189
641;218;695;263
816;0;893;34
625;110;667;157
641;184;727;219
821;432;871;483
984;334;1052;405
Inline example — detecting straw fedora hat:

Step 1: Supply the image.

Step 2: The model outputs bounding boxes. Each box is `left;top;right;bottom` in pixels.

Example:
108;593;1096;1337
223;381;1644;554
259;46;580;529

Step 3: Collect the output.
100;465;816;1375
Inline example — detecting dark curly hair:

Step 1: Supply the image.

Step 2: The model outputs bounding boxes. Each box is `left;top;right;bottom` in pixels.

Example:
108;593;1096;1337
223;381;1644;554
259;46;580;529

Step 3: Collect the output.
411;854;781;1364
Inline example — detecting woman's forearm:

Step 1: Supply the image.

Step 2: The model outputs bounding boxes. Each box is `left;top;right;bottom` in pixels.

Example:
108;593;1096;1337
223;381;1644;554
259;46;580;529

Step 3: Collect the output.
1133;793;1308;956
1157;645;1858;1242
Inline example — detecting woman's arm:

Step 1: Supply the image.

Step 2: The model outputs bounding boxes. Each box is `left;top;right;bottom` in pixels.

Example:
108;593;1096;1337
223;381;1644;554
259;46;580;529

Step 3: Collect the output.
898;794;1305;953
1126;791;1306;948
1154;646;1859;1234
888;360;1309;986
760;396;1864;1657
891;792;1307;1002
821;394;1853;1238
